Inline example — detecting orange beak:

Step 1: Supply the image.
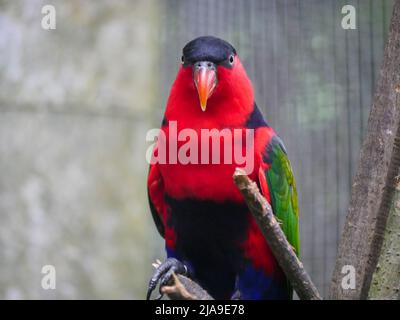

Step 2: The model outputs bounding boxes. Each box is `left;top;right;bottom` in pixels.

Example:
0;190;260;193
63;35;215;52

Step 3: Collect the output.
193;61;217;111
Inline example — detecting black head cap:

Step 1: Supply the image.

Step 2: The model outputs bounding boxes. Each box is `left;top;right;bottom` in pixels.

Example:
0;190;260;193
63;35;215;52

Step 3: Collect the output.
182;36;236;65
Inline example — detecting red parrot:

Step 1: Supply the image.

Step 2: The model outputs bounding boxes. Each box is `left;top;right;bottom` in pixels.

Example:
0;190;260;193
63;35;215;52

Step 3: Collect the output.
147;36;299;300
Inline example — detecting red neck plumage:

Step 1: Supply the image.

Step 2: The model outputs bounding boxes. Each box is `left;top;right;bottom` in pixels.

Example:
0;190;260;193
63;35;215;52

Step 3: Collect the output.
164;58;254;129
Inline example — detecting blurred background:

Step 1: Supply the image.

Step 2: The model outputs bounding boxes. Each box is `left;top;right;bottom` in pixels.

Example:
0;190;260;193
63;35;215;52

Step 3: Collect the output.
0;0;394;299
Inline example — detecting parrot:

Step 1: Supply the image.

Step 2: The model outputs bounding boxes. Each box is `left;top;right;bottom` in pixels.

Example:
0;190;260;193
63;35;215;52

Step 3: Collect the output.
146;36;299;300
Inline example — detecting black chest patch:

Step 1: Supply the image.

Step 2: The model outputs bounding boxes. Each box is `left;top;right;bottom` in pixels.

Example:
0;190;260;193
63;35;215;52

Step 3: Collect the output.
165;195;250;299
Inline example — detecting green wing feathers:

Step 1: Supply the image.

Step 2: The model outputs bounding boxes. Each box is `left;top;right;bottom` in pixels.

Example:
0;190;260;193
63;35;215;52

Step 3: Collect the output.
265;137;300;257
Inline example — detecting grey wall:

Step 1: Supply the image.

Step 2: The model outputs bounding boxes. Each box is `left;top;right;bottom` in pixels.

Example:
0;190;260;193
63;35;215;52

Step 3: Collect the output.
0;0;163;299
0;0;394;299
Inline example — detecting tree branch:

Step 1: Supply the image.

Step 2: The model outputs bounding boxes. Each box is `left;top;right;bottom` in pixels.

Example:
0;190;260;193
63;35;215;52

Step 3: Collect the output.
368;175;400;299
161;274;214;300
329;0;400;299
233;168;321;300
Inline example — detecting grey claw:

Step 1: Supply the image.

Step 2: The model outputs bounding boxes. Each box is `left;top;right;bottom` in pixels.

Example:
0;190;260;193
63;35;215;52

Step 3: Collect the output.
146;258;187;300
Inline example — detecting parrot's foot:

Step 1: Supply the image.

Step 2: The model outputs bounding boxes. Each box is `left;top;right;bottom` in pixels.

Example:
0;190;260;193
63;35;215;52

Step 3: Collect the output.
146;258;188;300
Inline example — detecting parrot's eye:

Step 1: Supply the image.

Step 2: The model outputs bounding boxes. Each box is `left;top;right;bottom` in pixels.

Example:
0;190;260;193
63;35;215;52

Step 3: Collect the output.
229;55;234;65
181;55;185;64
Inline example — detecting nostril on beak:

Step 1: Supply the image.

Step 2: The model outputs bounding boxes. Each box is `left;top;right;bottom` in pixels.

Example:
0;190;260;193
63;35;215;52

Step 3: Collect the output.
194;61;215;70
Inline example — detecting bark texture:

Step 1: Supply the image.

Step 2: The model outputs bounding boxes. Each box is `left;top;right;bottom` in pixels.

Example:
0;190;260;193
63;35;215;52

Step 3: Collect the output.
368;174;400;300
329;0;400;299
162;274;214;300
